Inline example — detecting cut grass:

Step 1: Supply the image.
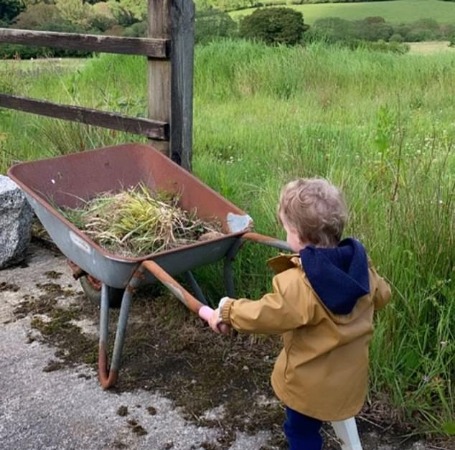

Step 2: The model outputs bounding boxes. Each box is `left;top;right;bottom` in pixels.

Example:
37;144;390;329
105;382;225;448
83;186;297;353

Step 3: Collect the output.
58;184;223;257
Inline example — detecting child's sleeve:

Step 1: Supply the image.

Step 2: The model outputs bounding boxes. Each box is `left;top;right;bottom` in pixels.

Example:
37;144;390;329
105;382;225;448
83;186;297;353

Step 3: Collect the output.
369;267;392;310
219;270;315;334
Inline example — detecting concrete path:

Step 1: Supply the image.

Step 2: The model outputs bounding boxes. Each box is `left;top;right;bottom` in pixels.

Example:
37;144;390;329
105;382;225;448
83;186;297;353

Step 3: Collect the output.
0;243;270;450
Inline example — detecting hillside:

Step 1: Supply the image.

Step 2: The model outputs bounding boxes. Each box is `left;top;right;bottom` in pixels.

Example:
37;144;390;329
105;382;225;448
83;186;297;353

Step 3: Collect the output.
230;0;455;25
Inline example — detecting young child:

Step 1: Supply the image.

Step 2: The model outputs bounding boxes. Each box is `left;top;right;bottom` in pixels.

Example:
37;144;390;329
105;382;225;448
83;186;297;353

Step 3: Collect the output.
208;178;391;450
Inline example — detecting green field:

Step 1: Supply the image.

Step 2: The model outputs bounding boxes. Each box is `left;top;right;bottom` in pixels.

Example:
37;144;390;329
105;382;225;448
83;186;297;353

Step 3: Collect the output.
232;0;455;24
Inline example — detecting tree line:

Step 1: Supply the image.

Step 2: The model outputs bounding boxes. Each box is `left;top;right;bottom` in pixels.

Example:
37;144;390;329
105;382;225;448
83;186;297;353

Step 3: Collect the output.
1;0;454;59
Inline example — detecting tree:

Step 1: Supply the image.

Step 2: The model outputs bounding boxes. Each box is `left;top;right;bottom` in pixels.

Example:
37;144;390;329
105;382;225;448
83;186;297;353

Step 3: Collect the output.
106;0;138;27
240;7;307;46
117;0;147;22
196;7;237;44
0;0;24;24
55;0;92;30
13;3;63;30
91;2;117;32
21;0;55;4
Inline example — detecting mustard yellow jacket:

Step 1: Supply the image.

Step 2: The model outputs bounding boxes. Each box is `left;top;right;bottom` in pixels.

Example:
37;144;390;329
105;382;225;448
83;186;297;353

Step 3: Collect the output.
220;255;391;421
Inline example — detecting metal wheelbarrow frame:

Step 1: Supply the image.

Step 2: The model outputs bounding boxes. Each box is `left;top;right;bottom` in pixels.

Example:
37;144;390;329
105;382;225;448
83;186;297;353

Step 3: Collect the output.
8;143;290;388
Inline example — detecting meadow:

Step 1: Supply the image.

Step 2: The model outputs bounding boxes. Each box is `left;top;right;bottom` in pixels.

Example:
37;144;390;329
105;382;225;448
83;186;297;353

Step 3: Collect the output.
0;39;454;438
232;0;455;24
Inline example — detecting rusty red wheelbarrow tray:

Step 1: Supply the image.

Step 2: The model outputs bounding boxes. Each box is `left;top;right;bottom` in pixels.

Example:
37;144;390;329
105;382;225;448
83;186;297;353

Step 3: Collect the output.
8;143;289;388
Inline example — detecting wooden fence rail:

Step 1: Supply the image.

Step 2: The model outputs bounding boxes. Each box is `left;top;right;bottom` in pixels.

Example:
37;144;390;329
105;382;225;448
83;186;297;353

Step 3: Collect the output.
0;28;169;57
0;94;168;140
0;0;194;170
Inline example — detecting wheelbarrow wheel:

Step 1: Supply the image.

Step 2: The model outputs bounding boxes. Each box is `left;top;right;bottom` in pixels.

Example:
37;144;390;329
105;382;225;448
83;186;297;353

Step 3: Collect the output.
79;276;124;309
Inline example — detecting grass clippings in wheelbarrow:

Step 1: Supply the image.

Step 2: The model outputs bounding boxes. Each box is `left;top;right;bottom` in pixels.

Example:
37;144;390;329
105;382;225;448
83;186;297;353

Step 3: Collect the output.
57;184;224;257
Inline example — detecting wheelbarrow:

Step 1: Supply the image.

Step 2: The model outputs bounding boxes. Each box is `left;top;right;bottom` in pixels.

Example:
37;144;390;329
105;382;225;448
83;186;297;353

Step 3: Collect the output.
8;143;290;389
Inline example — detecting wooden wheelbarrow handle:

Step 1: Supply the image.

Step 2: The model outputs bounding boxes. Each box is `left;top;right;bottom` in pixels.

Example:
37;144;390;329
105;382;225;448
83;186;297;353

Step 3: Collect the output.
142;260;206;315
142;260;228;332
242;232;291;252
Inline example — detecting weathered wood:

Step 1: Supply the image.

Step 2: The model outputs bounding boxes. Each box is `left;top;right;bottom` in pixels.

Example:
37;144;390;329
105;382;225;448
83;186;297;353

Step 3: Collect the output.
0;28;169;58
0;94;169;140
0;2;195;168
148;0;172;157
170;0;195;171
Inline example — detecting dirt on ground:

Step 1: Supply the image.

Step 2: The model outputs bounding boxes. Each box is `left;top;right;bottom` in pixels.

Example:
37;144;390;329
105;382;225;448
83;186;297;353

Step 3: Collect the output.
1;235;454;450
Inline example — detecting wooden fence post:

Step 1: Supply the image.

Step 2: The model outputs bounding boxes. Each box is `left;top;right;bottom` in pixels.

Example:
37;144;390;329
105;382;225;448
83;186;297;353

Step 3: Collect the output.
170;0;195;171
148;0;194;171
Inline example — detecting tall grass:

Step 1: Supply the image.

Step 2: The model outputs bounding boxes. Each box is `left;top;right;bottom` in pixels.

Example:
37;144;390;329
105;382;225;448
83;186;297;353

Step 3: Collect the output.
0;41;453;435
0;55;147;164
193;41;454;435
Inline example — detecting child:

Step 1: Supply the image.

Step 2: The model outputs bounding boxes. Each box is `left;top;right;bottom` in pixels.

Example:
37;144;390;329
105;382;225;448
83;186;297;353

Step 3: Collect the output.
208;178;391;450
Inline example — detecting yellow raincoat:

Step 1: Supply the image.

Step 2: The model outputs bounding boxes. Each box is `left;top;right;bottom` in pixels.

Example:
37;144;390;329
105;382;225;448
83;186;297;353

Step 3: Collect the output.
220;254;391;421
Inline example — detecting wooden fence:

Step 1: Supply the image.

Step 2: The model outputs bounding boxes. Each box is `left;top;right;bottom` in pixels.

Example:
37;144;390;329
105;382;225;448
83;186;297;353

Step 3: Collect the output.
0;0;195;170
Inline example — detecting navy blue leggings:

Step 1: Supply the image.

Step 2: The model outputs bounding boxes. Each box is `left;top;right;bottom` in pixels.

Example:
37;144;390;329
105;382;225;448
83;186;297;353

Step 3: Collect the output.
284;407;323;450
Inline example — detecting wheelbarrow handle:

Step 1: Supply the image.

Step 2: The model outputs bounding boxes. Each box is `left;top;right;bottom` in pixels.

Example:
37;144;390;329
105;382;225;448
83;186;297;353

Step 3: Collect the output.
141;260;229;333
242;231;291;252
141;260;206;315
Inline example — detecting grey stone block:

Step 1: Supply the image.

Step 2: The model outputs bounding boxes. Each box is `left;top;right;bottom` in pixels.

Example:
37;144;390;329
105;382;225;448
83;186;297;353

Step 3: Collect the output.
0;175;33;269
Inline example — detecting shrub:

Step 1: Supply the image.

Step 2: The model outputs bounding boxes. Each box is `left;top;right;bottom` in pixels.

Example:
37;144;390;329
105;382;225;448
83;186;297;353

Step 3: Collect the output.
0;21;91;59
239;7;307;46
389;33;404;43
440;23;455;39
393;23;412;41
196;7;238;44
122;21;147;37
106;0;137;27
361;39;409;54
312;16;452;44
310;17;354;43
90;2;117;32
364;16;386;25
0;43;50;59
350;19;392;42
0;0;24;25
405;28;437;42
395;19;451;42
413;18;440;32
13;3;63;30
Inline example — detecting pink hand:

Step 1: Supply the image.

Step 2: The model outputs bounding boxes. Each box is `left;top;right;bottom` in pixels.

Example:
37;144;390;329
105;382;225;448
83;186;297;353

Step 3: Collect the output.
199;306;230;334
198;305;213;322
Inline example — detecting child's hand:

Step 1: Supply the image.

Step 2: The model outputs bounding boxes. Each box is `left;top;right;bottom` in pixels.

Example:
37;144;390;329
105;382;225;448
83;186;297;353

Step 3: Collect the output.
209;308;230;335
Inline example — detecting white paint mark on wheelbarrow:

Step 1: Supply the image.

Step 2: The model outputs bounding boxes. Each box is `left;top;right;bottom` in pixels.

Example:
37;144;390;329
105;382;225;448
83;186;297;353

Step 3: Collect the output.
227;213;252;233
162;282;186;305
69;230;91;254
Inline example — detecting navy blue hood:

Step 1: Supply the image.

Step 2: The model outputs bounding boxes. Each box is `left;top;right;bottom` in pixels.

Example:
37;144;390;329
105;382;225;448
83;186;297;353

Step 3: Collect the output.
299;238;370;315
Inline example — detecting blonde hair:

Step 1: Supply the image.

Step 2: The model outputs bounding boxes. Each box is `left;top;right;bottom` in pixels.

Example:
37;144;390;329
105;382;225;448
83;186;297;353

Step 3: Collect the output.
278;178;347;247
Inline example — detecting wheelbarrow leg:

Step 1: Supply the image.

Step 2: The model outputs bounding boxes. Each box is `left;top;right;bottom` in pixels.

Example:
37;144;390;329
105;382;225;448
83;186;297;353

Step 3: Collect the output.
183;271;207;305
223;239;244;298
98;279;136;389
